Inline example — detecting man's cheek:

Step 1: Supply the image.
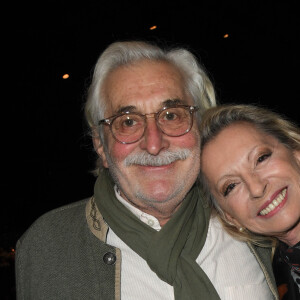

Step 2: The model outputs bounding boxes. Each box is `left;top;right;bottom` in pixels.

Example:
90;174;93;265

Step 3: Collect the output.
174;133;199;149
110;143;136;162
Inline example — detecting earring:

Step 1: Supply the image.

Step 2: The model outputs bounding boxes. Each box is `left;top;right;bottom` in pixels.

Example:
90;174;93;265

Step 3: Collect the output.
238;227;245;232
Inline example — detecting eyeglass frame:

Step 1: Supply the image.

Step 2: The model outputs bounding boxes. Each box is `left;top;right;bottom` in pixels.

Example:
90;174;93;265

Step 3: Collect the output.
98;104;199;144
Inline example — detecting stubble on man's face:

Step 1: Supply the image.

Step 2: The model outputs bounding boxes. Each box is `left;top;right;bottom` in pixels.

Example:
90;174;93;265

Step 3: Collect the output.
99;60;201;221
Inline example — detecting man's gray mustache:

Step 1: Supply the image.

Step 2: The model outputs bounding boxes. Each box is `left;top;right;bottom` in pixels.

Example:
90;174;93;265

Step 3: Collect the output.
124;149;191;167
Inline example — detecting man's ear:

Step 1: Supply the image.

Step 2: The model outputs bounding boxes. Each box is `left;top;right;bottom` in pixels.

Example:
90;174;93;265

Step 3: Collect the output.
92;128;109;168
224;211;243;229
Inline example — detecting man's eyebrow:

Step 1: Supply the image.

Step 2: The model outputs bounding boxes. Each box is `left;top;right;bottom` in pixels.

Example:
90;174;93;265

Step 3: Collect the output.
115;105;137;114
115;99;186;114
162;99;187;107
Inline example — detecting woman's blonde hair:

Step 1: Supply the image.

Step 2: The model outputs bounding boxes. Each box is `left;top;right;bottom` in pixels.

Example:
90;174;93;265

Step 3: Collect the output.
199;104;300;247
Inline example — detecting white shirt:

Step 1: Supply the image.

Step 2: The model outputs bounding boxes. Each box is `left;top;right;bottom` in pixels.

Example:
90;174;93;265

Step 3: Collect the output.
106;187;273;300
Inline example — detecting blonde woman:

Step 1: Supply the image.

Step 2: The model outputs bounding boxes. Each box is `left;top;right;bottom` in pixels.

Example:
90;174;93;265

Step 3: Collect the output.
200;104;300;299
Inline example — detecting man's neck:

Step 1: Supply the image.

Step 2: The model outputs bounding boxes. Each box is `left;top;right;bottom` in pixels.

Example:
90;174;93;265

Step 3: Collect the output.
115;185;181;227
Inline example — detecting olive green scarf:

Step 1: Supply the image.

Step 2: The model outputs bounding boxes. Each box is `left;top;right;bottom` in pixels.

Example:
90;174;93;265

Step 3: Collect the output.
94;169;220;299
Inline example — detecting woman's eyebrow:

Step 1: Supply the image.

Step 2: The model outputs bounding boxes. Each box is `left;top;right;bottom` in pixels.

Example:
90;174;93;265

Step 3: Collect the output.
247;145;264;162
216;146;264;186
216;174;232;188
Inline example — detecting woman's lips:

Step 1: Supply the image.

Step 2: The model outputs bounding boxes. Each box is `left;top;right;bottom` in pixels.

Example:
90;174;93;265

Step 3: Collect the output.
258;187;287;216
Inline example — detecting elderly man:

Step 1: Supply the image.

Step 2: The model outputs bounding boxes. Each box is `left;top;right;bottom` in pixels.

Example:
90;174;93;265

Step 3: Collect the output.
16;41;278;299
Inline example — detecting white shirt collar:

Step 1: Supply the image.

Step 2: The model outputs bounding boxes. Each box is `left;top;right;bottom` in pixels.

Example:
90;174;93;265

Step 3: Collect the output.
114;185;161;231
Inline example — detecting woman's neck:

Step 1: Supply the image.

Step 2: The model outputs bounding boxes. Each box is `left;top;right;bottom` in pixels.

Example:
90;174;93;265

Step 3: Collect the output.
279;219;300;246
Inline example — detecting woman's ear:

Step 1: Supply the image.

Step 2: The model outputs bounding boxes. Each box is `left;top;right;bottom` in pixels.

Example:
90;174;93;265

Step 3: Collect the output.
293;149;300;167
92;128;109;168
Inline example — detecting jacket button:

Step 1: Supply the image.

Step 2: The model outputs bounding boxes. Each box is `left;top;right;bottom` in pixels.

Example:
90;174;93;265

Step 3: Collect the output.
103;252;116;265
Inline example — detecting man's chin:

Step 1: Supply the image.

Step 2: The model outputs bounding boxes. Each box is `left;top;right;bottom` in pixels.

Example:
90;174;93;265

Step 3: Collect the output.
137;184;183;204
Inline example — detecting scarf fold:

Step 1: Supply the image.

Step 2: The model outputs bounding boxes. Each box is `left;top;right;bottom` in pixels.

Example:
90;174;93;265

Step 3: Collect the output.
94;169;220;299
279;241;300;292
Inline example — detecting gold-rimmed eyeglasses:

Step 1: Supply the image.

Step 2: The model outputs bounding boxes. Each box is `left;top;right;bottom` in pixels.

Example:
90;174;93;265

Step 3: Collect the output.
98;105;198;144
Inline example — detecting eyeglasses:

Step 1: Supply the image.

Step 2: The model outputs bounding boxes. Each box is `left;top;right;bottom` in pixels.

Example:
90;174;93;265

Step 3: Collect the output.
98;105;198;144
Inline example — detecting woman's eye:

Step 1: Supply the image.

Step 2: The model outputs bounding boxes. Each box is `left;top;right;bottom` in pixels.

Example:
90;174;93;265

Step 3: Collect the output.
257;152;272;164
223;183;236;197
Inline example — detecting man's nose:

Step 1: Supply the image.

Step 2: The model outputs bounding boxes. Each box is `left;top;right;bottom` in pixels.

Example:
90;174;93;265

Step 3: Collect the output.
139;118;169;155
246;174;268;200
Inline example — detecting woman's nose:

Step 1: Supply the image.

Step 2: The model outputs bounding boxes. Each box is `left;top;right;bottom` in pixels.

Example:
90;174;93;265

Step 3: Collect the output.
247;174;268;200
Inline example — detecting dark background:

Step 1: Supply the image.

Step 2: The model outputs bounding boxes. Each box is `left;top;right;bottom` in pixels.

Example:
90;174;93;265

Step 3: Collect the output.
2;1;300;298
